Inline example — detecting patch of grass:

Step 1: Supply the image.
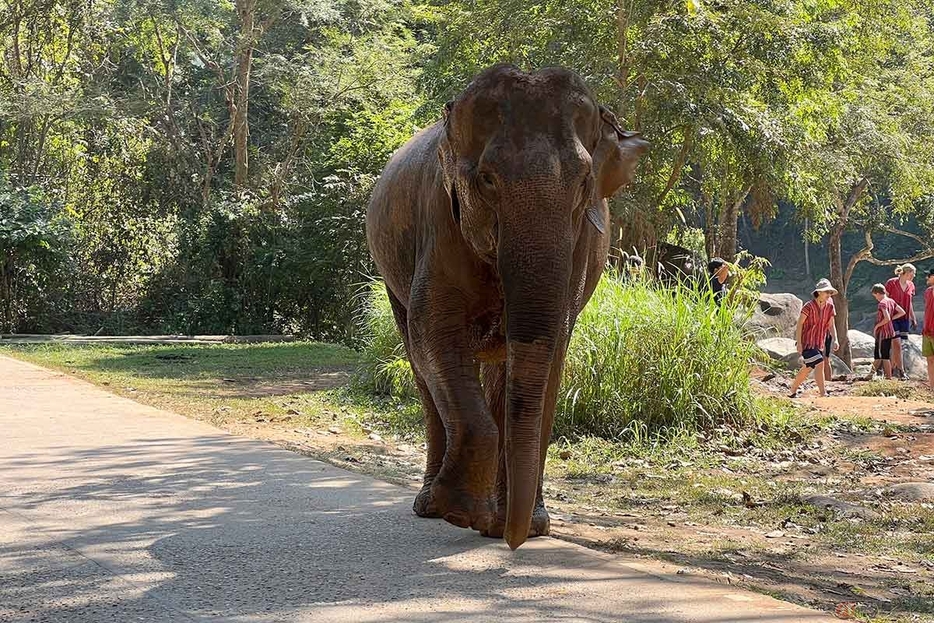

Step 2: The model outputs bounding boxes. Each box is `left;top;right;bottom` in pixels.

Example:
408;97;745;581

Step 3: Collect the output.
324;387;424;441
0;341;413;438
854;379;926;401
355;280;417;399
558;276;765;439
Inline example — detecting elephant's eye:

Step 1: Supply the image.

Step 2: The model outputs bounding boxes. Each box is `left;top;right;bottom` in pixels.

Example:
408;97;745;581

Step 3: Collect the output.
478;171;496;190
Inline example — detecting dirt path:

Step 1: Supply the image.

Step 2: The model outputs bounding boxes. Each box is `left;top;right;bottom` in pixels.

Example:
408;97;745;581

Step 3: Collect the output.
0;355;833;623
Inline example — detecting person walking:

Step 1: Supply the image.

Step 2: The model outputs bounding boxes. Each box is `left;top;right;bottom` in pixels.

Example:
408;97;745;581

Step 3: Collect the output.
789;279;838;398
868;284;906;380
923;269;934;389
885;264;917;378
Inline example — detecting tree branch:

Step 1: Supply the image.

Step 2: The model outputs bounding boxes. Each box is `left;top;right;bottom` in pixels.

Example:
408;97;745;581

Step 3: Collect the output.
655;128;693;208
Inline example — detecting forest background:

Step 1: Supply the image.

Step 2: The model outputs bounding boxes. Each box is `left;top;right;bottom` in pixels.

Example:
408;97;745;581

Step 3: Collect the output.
2;0;934;363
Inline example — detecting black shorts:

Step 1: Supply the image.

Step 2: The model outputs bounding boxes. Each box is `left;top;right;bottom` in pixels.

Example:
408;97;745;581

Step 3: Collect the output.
893;318;910;341
824;334;833;358
802;348;824;369
874;337;893;361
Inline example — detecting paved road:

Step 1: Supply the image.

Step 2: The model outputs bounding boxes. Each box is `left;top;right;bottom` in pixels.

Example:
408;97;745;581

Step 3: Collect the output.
0;356;832;622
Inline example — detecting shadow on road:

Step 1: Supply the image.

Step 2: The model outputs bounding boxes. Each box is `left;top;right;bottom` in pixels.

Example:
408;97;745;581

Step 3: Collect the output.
0;432;827;622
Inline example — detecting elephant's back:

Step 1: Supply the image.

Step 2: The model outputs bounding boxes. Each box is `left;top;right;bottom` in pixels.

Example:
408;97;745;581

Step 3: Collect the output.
366;122;445;304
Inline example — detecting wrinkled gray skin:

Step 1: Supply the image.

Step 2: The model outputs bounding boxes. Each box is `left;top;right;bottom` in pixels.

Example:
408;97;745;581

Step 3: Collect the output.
366;65;648;550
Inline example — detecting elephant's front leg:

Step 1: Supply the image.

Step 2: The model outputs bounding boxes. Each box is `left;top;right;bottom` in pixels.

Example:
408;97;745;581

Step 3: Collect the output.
411;322;498;532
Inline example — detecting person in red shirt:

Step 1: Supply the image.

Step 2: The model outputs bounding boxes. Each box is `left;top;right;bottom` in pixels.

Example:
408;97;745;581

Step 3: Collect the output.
884;263;916;379
868;283;906;380
922;269;934;388
821;296;839;383
789;279;838;398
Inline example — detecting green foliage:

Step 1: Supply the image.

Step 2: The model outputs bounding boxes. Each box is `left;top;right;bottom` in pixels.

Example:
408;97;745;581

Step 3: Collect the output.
853;380;923;401
357;280;416;399
0;176;73;333
557;273;763;439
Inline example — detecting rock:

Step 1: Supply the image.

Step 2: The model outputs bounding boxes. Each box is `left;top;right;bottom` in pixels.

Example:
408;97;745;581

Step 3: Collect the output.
849;330;926;377
757;337;798;364
829;355;852;377
745;293;803;339
764;530;785;539
883;482;934;501
901;340;928;379
756;337;851;375
847;330;875;359
802;494;880;520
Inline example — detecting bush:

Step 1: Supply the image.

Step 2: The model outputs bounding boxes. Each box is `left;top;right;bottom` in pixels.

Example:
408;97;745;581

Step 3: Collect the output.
557;274;761;439
359;273;764;440
357;280;417;399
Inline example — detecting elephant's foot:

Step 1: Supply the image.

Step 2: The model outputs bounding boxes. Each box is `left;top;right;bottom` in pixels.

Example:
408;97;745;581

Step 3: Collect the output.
413;481;442;518
418;478;493;532
480;501;550;539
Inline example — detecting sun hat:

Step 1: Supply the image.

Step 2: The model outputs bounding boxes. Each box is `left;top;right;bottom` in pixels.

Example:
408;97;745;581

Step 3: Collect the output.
812;278;838;296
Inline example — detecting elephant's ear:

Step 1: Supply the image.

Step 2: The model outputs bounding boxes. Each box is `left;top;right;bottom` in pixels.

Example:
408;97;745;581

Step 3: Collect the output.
587;106;649;233
439;100;460;224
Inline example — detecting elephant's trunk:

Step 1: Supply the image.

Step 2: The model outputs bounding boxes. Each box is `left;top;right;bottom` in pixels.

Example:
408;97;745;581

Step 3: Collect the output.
498;221;572;550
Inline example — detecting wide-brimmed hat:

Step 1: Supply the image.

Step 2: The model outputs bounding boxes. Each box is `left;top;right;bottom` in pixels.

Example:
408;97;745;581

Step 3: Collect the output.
812;278;838;296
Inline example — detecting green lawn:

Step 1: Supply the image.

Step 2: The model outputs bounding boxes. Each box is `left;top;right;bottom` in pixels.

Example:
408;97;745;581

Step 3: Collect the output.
0;341;382;434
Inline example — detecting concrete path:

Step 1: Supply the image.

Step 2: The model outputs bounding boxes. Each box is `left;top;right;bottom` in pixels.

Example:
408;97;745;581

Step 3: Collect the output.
0;356;833;622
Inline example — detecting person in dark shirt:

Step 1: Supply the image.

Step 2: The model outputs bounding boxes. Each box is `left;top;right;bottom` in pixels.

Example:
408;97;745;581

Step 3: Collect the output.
707;257;729;305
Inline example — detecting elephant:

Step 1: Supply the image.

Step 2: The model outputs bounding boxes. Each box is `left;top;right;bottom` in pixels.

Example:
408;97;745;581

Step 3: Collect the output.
366;65;648;550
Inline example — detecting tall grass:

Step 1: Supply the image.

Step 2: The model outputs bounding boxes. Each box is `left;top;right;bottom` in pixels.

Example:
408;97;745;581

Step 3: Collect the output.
359;273;765;440
556;274;760;439
357;280;417;399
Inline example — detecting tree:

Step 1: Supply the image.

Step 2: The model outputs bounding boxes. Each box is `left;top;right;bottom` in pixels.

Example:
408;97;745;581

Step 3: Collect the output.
790;0;934;365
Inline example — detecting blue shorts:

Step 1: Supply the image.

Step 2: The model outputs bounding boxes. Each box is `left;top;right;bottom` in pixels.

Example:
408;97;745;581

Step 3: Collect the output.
802;348;824;369
892;318;910;340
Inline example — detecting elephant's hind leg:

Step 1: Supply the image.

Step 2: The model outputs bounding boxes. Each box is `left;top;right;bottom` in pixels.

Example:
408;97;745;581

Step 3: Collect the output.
386;290;446;518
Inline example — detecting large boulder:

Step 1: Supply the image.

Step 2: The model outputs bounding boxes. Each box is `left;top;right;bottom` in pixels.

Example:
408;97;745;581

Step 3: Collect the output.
902;339;928;378
847;330;875;359
745;293;803;339
756;337;851;375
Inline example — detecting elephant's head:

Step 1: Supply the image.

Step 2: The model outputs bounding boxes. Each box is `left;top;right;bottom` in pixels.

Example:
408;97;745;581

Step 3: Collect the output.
438;65;648;549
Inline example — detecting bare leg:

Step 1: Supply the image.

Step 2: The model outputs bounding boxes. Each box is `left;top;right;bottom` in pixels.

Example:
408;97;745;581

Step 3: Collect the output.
883;360;893;379
927;356;934;389
789;365;812;396
823;359;833;382
815;366;826;396
892;338;903;375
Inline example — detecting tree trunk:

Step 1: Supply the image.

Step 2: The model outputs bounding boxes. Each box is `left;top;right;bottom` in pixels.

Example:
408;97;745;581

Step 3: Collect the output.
828;178;868;367
233;0;256;187
829;220;850;366
804;218;811;278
